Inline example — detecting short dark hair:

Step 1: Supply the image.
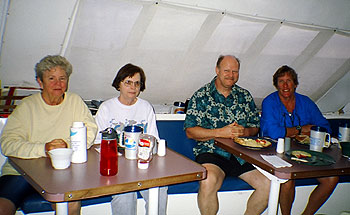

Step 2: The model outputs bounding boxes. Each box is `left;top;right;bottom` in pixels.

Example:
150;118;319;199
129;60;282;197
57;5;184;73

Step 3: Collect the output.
112;63;146;92
273;65;299;88
216;55;241;70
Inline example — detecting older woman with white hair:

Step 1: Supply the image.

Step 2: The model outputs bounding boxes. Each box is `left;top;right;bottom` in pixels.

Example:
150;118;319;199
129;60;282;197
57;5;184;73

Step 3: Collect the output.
0;55;97;215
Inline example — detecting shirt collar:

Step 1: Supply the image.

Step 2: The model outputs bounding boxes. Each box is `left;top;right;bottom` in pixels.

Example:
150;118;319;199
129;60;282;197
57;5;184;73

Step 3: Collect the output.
209;76;217;94
209;76;238;96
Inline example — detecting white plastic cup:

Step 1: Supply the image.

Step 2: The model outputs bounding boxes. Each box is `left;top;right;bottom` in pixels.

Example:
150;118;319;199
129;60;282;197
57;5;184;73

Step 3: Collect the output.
339;126;350;142
119;125;142;160
276;138;284;153
48;148;73;169
70;122;87;163
310;126;330;152
157;139;166;156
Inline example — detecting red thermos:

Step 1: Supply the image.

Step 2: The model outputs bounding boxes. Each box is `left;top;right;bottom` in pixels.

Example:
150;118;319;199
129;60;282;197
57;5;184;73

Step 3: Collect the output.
100;127;118;176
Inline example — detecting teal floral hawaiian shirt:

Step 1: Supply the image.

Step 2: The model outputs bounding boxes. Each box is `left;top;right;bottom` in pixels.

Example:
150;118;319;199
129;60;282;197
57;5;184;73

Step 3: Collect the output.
184;77;260;164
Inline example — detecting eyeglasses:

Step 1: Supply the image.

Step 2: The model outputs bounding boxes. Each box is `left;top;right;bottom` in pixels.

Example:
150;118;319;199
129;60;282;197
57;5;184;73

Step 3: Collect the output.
123;80;141;88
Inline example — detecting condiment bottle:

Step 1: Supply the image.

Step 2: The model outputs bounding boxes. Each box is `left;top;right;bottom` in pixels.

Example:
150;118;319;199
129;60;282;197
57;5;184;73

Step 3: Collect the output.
137;134;155;169
100;127;118;176
157;139;166;156
276;138;284;153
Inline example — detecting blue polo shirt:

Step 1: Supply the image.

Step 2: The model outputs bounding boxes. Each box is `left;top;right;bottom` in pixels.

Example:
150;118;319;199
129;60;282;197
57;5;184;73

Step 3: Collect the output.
260;91;330;140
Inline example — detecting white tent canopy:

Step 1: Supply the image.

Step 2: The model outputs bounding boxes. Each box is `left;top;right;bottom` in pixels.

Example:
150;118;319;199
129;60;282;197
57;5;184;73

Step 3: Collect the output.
1;0;350;112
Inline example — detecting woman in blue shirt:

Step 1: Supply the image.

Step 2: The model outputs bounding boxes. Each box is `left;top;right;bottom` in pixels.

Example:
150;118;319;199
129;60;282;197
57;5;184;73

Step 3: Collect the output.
260;65;338;215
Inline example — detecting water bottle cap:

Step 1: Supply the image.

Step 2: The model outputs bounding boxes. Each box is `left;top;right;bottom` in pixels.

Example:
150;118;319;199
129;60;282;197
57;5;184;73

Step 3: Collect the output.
173;101;185;107
101;127;117;140
138;160;149;169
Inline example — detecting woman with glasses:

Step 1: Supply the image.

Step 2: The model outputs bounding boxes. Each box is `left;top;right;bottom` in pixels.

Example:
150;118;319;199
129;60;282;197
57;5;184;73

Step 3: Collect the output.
94;63;167;215
260;65;338;215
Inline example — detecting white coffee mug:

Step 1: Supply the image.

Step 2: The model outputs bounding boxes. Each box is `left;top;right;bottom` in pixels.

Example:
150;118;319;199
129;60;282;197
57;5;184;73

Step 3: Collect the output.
310;126;330;152
119;125;142;159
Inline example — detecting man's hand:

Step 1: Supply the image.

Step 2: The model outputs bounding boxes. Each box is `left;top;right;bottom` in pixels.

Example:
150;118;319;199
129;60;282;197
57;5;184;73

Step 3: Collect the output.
186;123;258;141
218;122;244;139
231;122;245;137
45;139;68;154
301;125;314;136
229;122;259;138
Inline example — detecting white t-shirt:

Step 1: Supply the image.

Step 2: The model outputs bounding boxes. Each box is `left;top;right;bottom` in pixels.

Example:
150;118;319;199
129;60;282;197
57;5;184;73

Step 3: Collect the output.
94;97;159;143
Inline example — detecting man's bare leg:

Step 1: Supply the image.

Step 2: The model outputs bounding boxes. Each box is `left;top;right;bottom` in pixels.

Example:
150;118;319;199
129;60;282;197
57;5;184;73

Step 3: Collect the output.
239;169;270;215
302;176;338;215
279;180;295;215
197;163;225;215
0;198;16;215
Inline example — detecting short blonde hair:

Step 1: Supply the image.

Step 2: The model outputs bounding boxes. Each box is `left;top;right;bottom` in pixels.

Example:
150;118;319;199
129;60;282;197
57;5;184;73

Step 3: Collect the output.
35;55;72;81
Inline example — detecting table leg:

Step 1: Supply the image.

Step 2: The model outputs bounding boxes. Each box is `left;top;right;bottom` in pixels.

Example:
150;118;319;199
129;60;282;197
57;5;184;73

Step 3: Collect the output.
148;187;159;215
253;165;288;215
55;202;68;215
267;178;284;215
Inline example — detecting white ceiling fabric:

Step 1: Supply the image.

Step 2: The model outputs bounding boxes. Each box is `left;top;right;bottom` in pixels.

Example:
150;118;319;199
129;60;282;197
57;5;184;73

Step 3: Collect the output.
1;0;349;112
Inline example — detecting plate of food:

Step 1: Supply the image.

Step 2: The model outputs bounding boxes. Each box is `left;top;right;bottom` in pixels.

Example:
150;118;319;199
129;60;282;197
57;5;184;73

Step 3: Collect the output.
294;134;310;146
285;149;335;166
233;137;272;149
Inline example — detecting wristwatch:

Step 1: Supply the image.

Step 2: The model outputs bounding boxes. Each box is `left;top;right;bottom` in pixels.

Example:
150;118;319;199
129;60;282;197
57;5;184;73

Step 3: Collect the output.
296;126;302;135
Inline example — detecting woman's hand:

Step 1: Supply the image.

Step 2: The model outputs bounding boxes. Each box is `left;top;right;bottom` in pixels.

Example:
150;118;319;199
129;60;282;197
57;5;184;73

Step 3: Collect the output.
45;139;68;154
